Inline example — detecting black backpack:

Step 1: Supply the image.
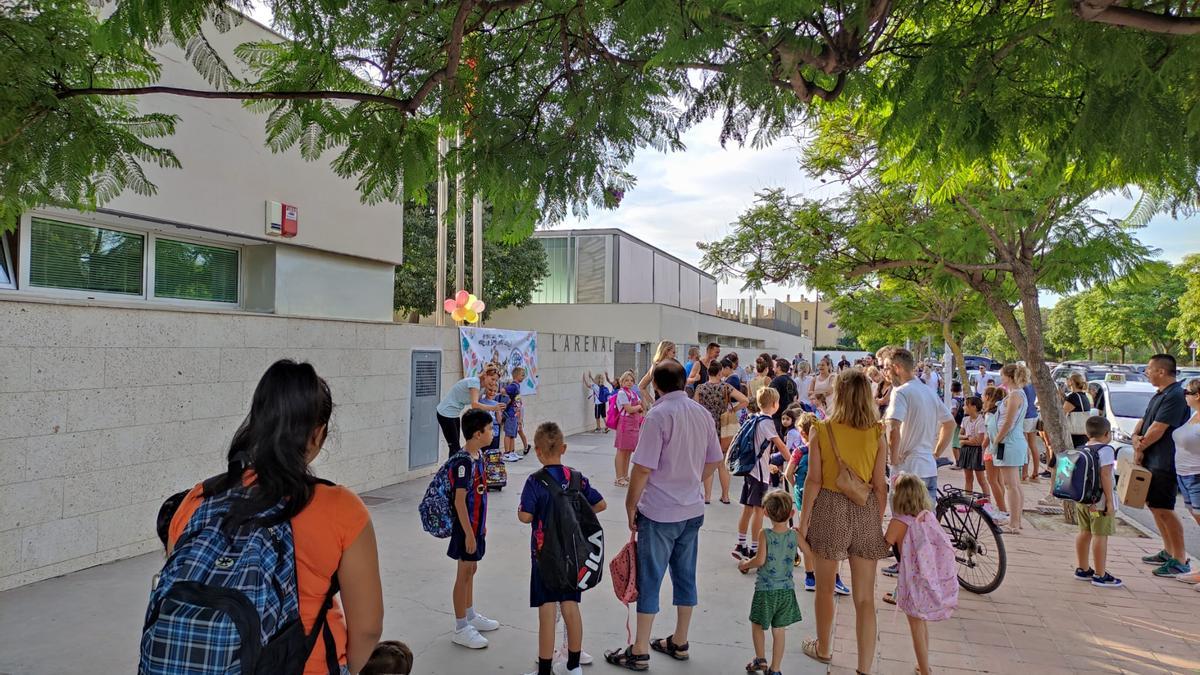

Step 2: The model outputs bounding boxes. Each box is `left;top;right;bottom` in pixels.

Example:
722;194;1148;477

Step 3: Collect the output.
532;468;605;594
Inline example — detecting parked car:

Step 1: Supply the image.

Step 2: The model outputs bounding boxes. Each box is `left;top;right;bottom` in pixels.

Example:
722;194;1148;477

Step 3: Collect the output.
1052;362;1147;390
963;354;1003;371
1088;374;1157;465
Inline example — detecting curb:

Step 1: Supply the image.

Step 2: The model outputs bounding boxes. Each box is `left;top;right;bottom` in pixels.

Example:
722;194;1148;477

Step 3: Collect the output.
1114;506;1200;562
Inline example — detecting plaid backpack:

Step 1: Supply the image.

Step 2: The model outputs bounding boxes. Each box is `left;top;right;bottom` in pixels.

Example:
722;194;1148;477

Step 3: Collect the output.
419;451;469;538
139;483;340;674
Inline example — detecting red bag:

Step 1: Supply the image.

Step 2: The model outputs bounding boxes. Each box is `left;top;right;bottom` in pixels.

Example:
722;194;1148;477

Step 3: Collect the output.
610;532;638;642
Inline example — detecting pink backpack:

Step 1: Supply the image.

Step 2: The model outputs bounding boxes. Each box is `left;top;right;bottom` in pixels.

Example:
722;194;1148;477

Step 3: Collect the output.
606;387;638;430
609;532;638;641
893;511;958;621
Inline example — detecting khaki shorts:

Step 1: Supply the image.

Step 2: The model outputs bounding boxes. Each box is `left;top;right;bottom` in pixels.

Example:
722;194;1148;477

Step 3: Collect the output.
1022;417;1039;433
1075;503;1115;537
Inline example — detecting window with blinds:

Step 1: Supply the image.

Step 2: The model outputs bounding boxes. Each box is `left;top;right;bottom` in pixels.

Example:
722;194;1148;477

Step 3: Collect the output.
29;218;144;295
0;234;13;288
154;238;239;303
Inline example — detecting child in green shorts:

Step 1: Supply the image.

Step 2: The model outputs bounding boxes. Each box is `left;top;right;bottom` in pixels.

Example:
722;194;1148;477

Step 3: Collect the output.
737;491;802;675
1073;416;1122;588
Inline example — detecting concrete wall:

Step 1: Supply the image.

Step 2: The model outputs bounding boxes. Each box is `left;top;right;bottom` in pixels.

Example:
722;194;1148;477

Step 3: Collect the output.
0;298;610;590
488;302;813;360
104;17;404;266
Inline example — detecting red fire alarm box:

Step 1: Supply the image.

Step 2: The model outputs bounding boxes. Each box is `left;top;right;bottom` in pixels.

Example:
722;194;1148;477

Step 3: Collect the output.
265;201;299;238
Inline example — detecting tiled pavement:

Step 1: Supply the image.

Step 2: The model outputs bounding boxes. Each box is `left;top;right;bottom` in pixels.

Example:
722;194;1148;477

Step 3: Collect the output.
827;473;1200;675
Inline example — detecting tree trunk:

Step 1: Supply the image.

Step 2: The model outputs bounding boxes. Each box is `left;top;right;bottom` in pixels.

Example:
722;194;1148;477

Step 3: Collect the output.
1120;345;1126;364
942;321;969;390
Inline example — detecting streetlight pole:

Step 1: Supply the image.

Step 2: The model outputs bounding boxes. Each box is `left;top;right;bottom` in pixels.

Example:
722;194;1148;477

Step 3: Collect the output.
472;193;483;299
454;130;465;294
434;133;449;327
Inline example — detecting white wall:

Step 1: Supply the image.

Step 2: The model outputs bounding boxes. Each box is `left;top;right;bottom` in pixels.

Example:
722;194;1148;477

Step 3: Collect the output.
652;254;680;306
0;298;610;590
274;247;395;321
617;238;654;303
104;18;404;266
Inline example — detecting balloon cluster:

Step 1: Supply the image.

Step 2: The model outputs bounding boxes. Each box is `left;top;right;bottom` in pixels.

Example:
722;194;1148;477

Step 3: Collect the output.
444;290;486;324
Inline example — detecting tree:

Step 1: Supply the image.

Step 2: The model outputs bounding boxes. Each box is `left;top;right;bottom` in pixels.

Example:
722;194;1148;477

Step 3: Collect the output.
1046;294;1085;360
5;1;1200;234
394;194;548;321
1074;261;1186;360
1172;254;1200;354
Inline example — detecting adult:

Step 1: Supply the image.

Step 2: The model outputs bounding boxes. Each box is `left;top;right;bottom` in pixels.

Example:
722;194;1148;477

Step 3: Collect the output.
974;365;989;396
694;360;749;504
686;342;721;388
798;369;889;671
724;353;744;394
605;360;723;670
811;361;837;413
992;364;1031;534
639;340;677;406
166;361;383;674
1134;354;1192;577
682;346;701;379
748;354;773;405
837;354;851;371
1175;379;1200;573
770;359;799;434
1021;369;1042;481
613;370;646;487
794;361;814;405
883;348;954;504
1063;372;1093;449
866;366;883;399
922;364;940;397
436;364;505;456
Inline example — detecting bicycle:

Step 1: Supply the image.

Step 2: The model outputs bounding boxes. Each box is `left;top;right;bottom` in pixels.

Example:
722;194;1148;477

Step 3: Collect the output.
935;484;1007;594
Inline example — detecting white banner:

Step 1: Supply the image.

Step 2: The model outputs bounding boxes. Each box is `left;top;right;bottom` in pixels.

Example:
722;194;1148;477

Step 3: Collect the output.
459;327;539;395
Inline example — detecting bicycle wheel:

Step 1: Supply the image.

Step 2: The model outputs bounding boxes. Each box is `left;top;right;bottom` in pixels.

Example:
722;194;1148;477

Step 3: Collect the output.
935;495;1007;594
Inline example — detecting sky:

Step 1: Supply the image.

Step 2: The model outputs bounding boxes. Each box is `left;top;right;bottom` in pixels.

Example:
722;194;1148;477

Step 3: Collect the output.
558;120;1200;306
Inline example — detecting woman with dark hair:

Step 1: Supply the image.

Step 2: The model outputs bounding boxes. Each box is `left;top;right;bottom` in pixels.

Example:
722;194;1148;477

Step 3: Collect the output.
164;360;384;674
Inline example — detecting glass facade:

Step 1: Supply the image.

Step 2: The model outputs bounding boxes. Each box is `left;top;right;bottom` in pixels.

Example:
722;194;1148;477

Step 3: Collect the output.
531;236;574;303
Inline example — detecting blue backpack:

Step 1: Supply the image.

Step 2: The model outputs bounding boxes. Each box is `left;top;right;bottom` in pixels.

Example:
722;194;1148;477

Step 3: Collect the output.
1052;443;1107;505
139;483;340;675
728;414;773;477
419;451;468;538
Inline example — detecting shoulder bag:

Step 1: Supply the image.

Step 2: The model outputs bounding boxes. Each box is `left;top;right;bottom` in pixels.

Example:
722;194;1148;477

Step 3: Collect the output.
719;384;740;438
824;422;871;506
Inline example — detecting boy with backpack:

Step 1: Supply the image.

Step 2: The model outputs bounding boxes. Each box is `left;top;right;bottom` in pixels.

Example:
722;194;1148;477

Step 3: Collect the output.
733;387;789;561
449;409;502;649
518;422;607;675
1070;416;1122;588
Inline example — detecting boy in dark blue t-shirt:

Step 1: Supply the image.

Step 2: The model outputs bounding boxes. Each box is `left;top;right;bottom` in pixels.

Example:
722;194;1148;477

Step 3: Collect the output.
448;409;500;649
518;422;606;675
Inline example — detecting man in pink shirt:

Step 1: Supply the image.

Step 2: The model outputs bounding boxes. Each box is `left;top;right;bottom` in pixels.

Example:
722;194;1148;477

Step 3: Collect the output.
604;360;724;669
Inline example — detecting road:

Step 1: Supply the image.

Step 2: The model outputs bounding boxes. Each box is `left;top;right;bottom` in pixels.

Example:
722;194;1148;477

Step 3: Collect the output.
1120;492;1200;561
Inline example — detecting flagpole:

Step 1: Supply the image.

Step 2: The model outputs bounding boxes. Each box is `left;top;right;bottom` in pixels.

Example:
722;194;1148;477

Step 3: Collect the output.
472;192;483;299
455;130;466;294
435;133;449;327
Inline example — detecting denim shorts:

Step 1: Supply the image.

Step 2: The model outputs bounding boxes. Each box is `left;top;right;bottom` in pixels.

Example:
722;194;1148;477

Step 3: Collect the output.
635;513;704;614
1179;474;1200;514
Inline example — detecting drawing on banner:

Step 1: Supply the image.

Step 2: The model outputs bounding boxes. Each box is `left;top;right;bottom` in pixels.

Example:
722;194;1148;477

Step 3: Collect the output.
460;327;539;394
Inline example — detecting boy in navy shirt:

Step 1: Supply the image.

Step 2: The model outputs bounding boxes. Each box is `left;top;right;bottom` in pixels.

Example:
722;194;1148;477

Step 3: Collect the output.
449;409;500;649
518;422;607;675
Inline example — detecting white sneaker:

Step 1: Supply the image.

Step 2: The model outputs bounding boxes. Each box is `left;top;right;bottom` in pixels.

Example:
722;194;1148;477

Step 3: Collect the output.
552;664;584;675
452;624;489;649
554;645;593;666
982;504;1010;524
469;611;500;632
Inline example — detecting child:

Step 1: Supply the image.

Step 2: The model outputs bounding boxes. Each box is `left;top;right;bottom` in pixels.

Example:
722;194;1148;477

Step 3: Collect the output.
884;473;953;675
733;387;789;562
506;367;532;456
583;372;612;433
981;386;1008;515
810;393;828;420
949;381;965;468
959;396;998;516
481;381;509;487
737;491;803;675
449;409;501;649
360;641;414;675
1073;416;1122;588
783;412;848;595
518;422;607;675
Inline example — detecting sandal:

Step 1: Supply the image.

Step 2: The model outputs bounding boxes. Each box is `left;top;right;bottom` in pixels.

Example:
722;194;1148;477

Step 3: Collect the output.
720;497;731;504
746;656;768;672
882;591;897;605
650;635;689;660
802;637;832;664
603;646;649;671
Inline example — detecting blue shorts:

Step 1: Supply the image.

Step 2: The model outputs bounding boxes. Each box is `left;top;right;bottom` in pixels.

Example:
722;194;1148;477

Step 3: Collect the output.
529;563;582;607
447;525;486;562
1178;475;1200;514
503;416;520;437
635;513;703;615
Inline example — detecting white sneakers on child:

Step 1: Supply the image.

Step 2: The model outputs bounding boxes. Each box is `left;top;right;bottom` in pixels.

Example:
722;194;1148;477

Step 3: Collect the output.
469;611;500;632
982;502;1010;524
452;625;489;649
553;644;593;666
525;665;582;675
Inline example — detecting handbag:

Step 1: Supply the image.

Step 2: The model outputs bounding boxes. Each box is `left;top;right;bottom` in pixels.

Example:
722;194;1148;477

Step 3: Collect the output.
719;384;739;437
824;422;872;506
609;531;638;643
1066;393;1091;437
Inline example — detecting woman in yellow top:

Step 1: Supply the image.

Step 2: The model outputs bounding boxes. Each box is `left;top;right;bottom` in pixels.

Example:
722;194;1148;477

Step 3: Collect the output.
797;369;890;672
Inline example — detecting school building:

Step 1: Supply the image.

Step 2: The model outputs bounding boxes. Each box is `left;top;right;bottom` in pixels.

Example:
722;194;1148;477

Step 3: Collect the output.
0;16;610;591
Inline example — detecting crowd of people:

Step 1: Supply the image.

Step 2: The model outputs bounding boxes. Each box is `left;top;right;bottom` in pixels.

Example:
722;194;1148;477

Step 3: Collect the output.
137;340;1200;675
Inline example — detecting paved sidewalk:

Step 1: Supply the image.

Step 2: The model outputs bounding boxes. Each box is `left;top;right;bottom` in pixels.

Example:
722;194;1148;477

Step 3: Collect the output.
826;471;1200;675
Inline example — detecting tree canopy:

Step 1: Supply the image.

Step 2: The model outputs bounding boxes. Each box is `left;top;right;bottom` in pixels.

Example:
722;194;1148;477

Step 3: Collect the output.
3;0;1200;232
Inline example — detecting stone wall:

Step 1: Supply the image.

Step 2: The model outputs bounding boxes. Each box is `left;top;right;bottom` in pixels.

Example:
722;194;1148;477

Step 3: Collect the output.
0;298;611;590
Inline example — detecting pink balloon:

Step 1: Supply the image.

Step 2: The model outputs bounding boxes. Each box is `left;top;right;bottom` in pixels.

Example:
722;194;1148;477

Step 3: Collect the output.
469;300;485;313
443;298;458;313
455;290;470;305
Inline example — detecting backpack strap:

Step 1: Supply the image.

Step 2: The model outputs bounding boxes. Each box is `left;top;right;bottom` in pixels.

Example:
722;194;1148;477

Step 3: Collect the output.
303;574;342;675
533;468;562;497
